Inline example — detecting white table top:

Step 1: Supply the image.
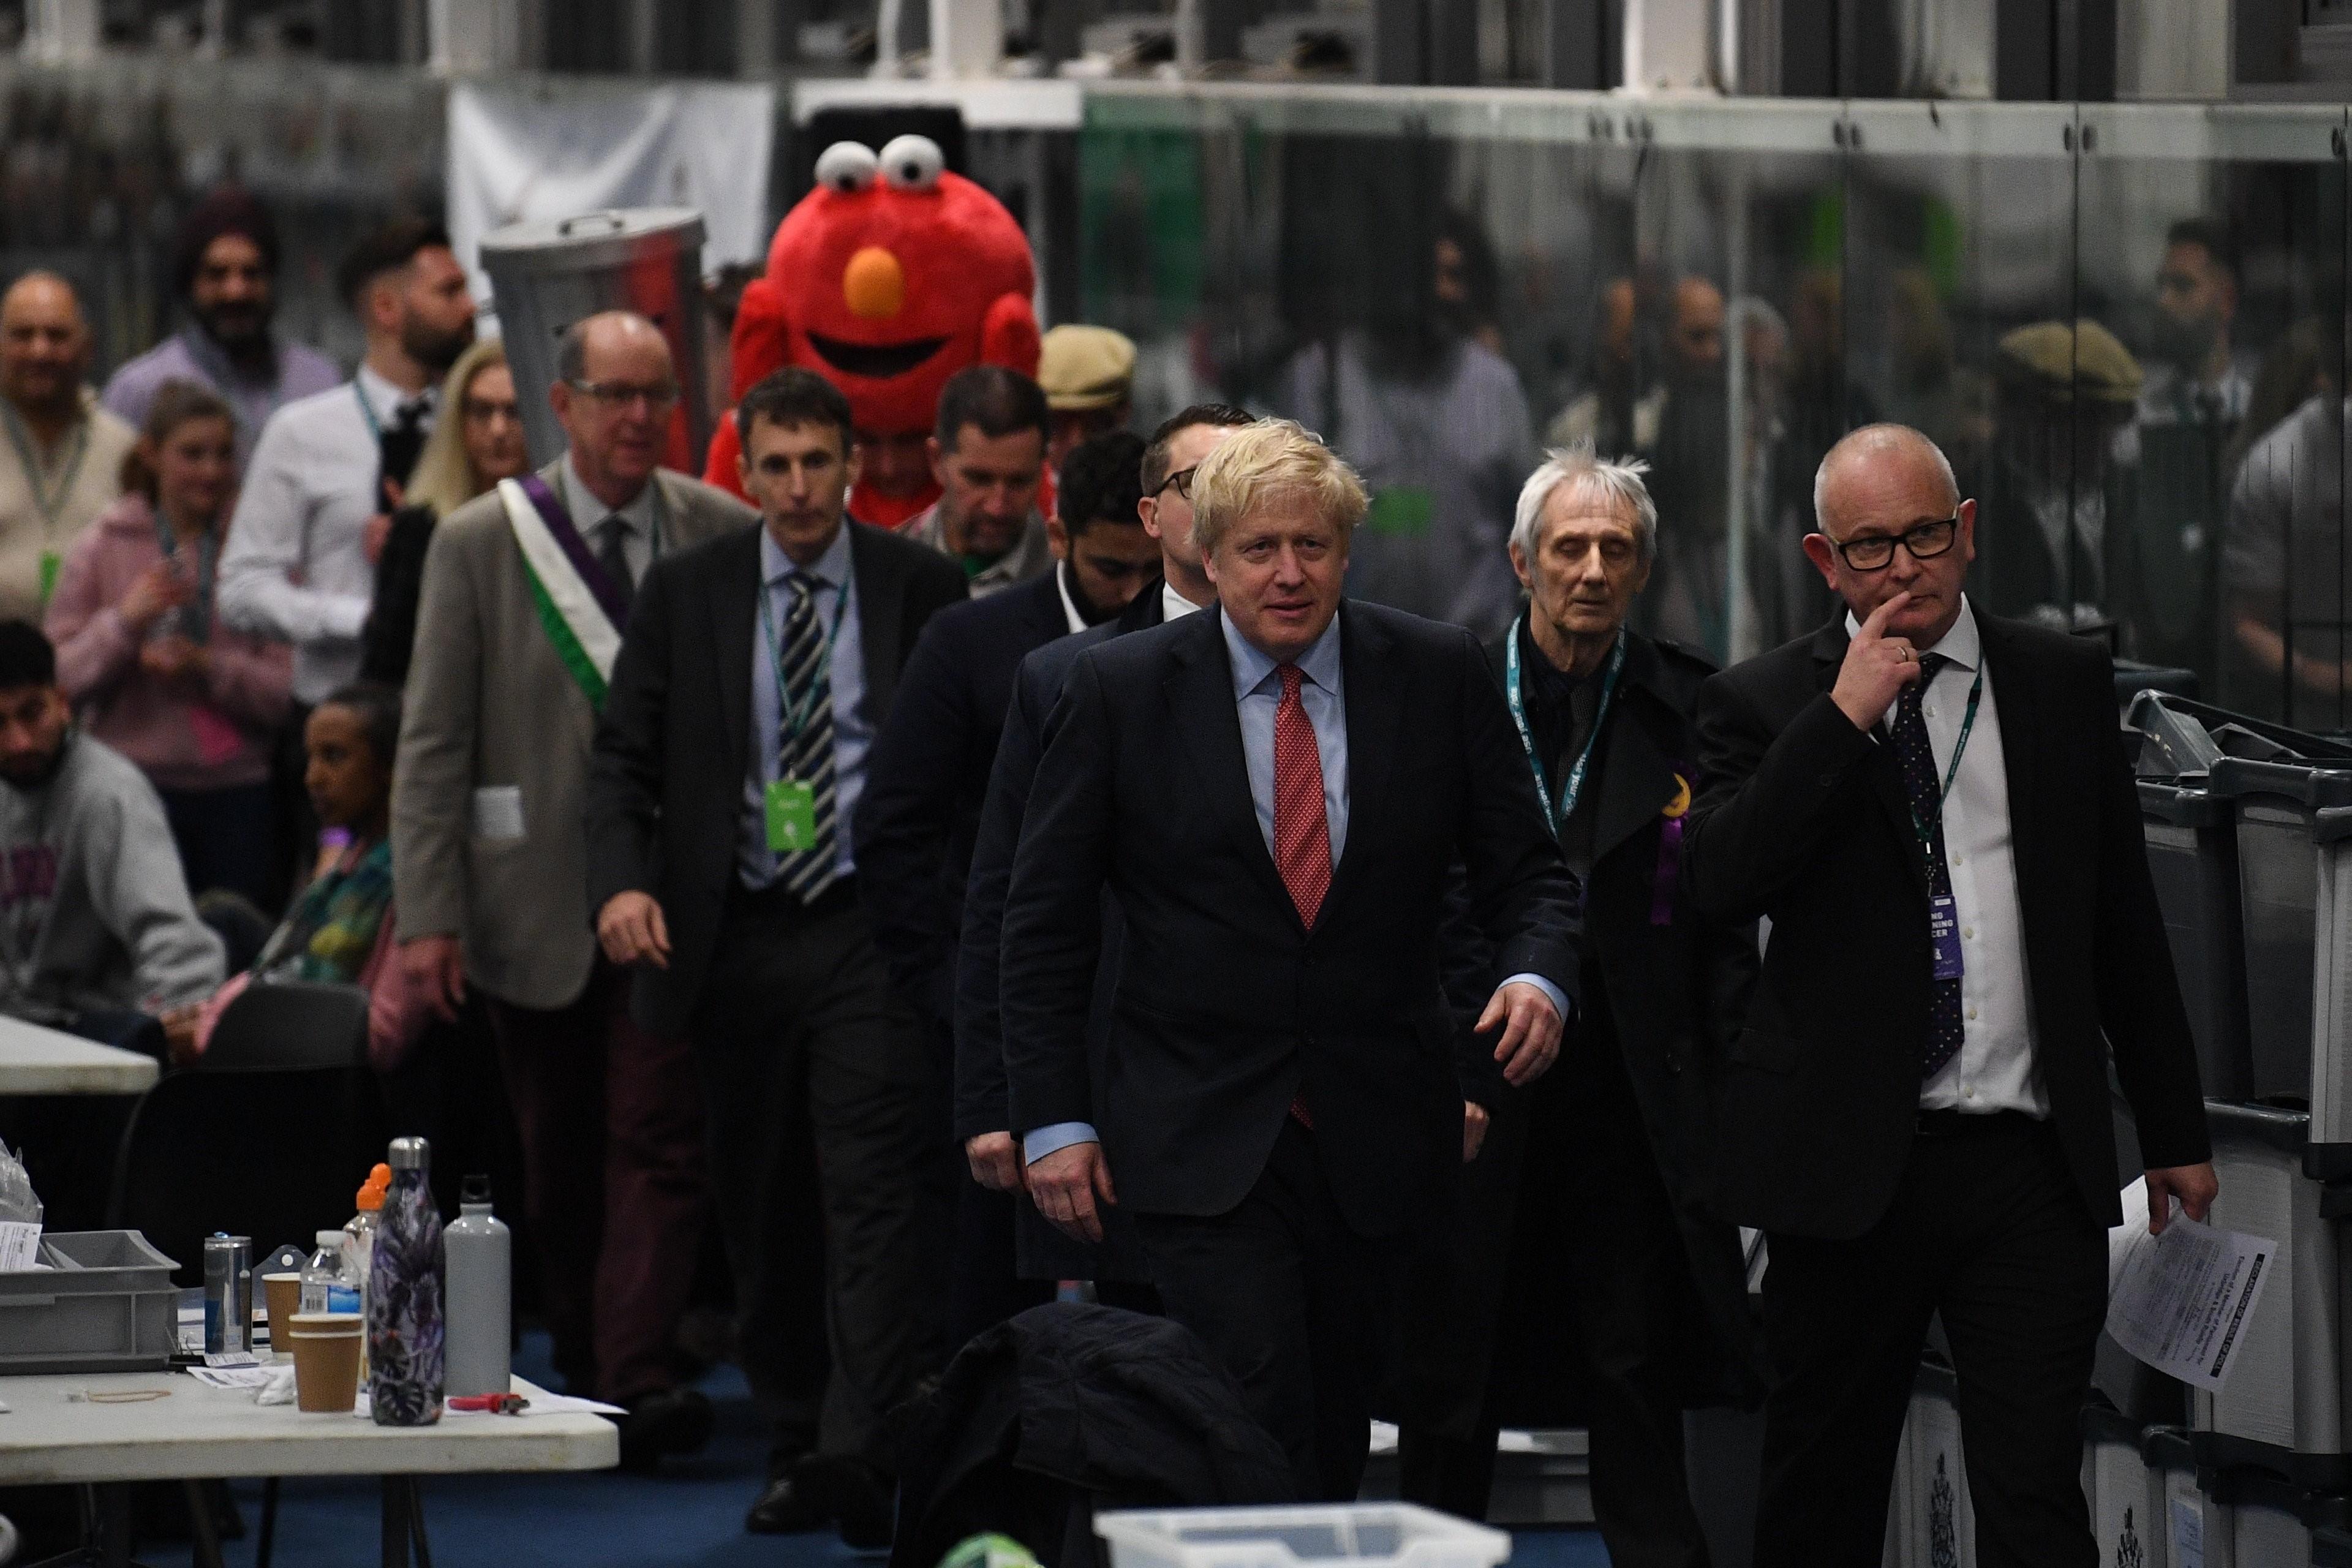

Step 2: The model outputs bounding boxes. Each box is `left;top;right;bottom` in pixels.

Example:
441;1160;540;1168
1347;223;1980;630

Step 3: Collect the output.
0;1373;616;1484
0;1017;158;1096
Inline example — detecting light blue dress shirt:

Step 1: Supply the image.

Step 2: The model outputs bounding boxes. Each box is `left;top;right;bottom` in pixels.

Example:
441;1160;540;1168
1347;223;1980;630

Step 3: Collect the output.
739;524;869;889
1022;608;1568;1166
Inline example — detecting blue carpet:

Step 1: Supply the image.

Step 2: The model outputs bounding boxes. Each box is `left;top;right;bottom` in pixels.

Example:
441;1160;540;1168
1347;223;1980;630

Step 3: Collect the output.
141;1335;1609;1568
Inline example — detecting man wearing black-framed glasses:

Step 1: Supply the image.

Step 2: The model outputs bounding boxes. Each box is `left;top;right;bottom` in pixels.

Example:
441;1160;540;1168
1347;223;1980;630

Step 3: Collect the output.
1682;422;2215;1568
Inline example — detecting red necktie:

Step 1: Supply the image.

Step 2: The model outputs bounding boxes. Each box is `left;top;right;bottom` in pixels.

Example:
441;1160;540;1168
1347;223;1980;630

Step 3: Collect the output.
1274;663;1333;928
1274;663;1332;1131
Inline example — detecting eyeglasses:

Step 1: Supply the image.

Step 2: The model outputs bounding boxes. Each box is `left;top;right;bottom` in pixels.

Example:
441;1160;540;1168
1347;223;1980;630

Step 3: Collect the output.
1826;515;1960;572
1155;466;1197;502
566;379;679;411
461;398;521;424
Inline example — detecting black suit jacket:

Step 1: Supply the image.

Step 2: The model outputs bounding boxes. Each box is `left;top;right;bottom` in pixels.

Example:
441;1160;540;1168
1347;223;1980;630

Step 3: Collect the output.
586;519;969;1036
1682;608;2209;1240
856;567;1071;1032
954;582;1164;1144
999;601;1580;1238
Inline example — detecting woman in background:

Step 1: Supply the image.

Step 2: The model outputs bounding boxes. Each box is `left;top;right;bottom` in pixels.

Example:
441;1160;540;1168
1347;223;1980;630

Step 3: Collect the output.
361;338;527;685
47;378;292;910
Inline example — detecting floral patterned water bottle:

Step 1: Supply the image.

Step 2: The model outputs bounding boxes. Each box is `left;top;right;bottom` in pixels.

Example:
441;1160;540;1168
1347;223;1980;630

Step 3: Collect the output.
368;1137;445;1425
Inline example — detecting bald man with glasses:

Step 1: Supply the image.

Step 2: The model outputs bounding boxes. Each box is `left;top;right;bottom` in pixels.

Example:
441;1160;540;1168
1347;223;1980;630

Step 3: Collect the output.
1681;423;2214;1568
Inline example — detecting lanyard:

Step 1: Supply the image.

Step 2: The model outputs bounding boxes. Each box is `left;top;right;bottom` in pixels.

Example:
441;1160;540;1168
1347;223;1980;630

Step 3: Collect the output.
0;404;89;542
757;571;850;742
1905;662;1986;853
352;381;383;442
1504;617;1624;838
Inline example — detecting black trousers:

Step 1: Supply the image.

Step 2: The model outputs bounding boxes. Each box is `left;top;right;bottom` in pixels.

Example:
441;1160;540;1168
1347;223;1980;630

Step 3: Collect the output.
1399;1031;1717;1566
1754;1112;2105;1568
692;880;952;1475
1131;1117;1392;1501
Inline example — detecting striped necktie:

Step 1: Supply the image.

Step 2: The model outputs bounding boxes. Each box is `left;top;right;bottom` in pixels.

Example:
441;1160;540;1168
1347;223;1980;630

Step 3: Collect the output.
774;575;839;903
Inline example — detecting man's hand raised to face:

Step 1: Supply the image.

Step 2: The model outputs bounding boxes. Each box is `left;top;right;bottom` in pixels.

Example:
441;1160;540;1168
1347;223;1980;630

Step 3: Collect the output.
1831;590;1925;731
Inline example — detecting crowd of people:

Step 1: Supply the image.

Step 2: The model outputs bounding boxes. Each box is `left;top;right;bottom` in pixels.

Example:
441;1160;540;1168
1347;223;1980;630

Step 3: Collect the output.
0;179;2246;1566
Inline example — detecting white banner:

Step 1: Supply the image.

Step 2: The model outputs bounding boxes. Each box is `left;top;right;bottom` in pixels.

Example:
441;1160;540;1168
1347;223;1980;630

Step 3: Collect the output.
446;80;777;307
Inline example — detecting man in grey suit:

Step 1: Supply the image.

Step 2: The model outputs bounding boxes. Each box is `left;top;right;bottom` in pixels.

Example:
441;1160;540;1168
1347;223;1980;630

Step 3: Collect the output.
392;311;753;1466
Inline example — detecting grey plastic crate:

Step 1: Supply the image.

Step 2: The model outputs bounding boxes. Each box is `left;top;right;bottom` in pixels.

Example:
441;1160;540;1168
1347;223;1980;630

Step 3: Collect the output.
2140;780;2254;1104
0;1230;181;1374
2207;759;2352;1109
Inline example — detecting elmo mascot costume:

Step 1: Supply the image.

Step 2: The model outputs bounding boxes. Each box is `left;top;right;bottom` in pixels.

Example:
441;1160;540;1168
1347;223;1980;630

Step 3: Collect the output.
707;134;1040;529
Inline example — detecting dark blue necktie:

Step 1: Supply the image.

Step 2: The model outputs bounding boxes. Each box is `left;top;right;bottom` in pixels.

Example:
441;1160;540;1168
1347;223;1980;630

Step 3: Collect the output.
1890;652;1964;1079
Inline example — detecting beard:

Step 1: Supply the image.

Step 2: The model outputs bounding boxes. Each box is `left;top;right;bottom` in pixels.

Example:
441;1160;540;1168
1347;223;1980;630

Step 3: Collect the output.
195;298;273;356
2150;311;2219;372
401;314;476;377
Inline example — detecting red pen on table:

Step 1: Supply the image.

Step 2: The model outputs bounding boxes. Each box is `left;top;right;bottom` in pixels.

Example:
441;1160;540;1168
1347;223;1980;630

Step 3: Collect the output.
447;1393;527;1414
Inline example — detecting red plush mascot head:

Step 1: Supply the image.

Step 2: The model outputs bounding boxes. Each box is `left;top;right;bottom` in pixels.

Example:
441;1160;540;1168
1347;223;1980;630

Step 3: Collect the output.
706;134;1041;529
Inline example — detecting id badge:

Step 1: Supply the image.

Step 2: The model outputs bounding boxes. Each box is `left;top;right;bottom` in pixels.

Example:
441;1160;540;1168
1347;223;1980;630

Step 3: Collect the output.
765;777;818;853
37;549;58;605
1928;893;1965;981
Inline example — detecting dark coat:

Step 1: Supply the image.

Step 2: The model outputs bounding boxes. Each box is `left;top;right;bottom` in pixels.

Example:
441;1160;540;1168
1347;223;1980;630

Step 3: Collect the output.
857;567;1071;1033
890;1303;1298;1568
1409;628;1763;1435
1000;600;1580;1239
956;584;1166;1281
585;519;968;1036
1682;609;2210;1239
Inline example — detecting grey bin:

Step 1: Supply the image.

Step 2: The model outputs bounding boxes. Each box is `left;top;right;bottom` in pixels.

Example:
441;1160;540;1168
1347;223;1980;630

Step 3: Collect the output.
0;1231;180;1374
2206;758;2352;1125
2085;1406;2167;1568
2139;780;2255;1105
1885;1359;1973;1568
2148;1427;2217;1568
477;208;712;480
2202;1466;2351;1565
2190;1102;2347;1489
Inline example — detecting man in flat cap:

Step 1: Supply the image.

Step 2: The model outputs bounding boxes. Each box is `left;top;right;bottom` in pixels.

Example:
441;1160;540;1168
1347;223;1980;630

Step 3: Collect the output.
1973;319;2146;646
1038;324;1136;471
103;188;343;464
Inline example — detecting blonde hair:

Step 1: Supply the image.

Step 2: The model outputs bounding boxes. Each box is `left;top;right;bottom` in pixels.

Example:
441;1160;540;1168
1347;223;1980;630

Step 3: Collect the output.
1189;418;1368;557
403;338;513;520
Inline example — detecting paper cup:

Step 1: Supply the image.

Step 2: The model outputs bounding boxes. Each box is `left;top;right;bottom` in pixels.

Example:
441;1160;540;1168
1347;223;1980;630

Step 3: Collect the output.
287;1312;363;1413
261;1273;302;1352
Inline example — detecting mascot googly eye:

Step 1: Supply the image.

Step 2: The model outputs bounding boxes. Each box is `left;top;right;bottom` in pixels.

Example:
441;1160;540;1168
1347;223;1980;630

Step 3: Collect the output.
878;135;946;193
814;141;880;195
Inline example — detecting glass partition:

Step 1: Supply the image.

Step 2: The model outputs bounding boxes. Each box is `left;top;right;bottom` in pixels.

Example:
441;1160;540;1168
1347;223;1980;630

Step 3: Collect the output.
1077;85;2352;722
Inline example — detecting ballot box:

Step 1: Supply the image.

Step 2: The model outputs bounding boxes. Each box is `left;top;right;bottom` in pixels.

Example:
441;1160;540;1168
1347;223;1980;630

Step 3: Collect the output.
2149;1428;2223;1568
1885;1360;1973;1568
2139;780;2255;1104
2190;1102;2348;1488
2087;1406;2167;1568
2203;1466;2350;1565
2205;758;2352;1131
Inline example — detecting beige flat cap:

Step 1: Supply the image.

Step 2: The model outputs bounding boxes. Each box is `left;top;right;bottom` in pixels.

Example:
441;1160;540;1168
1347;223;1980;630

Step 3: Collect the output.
1039;324;1137;411
1995;319;2142;403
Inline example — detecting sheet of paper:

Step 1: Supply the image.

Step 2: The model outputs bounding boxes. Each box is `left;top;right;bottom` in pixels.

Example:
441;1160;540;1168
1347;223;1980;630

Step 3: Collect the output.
2105;1202;2275;1392
471;786;526;840
186;1365;275;1390
0;1221;41;1272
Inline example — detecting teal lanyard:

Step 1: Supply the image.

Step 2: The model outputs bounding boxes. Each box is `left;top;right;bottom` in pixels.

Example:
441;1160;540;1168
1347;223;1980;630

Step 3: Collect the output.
1504;617;1625;838
352;382;383;441
0;403;89;541
757;571;850;742
1907;662;1986;853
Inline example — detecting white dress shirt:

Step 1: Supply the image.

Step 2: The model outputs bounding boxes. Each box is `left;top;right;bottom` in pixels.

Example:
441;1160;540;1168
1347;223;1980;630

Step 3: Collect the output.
1849;595;2047;1117
1162;579;1204;622
219;365;435;703
559;456;662;584
739;524;868;889
1054;562;1088;636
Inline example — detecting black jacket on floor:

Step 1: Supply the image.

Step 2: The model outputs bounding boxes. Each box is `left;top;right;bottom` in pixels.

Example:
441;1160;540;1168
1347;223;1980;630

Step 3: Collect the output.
891;1303;1297;1568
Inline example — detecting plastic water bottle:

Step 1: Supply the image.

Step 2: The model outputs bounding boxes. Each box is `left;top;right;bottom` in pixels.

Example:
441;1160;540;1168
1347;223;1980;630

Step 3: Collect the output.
443;1175;511;1399
300;1229;359;1316
368;1137;445;1426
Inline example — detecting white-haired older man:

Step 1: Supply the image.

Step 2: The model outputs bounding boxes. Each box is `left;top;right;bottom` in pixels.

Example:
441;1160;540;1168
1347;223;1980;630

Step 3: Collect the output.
1399;446;1763;1553
1000;418;1580;1501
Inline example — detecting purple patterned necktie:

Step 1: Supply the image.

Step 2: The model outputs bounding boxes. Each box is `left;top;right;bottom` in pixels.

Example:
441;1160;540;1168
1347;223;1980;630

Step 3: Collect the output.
1889;652;1964;1079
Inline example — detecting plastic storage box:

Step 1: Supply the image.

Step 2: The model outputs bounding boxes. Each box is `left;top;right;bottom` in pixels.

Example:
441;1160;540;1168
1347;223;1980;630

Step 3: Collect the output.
1884;1360;1972;1568
2138;780;2255;1104
2203;1466;2350;1565
2084;1406;2165;1568
2191;1103;2348;1488
2206;758;2352;1116
1094;1505;1509;1568
2148;1427;2214;1568
0;1231;180;1374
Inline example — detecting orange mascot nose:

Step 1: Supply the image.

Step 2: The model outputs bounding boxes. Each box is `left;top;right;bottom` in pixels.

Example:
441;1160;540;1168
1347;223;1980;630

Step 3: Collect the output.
843;247;905;320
